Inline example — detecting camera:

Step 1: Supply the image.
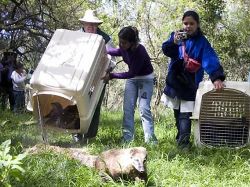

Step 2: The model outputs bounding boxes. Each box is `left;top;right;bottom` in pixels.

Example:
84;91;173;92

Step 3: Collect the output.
29;69;34;74
178;31;188;40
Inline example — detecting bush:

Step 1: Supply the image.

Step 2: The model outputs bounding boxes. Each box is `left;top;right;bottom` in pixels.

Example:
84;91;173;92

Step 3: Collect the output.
0;139;26;187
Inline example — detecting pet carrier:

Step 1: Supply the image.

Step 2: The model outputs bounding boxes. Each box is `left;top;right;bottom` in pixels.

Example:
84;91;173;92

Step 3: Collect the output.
193;81;250;148
29;29;110;135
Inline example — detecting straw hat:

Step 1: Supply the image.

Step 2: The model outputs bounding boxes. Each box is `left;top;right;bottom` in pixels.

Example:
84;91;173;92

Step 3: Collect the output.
79;9;103;24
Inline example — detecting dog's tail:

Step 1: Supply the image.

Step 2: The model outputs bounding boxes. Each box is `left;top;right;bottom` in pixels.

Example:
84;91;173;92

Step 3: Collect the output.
27;144;98;168
68;148;98;168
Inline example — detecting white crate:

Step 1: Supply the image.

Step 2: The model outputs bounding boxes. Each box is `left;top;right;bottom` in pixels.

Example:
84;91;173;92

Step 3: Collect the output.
29;29;110;134
193;81;250;148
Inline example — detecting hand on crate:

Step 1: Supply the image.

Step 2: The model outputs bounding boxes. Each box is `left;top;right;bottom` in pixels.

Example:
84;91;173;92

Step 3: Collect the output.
213;79;225;91
101;73;111;84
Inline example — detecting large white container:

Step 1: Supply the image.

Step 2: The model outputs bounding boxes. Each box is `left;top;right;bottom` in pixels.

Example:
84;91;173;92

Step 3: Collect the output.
30;29;110;134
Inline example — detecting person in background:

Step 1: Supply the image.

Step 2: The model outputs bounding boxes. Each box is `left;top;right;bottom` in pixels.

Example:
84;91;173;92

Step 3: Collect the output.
0;52;17;111
102;26;158;144
72;9;115;143
161;10;225;149
11;62;27;113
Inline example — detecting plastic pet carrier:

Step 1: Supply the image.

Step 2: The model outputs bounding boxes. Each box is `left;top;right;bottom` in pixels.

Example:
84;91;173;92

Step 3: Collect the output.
193;81;250;148
29;29;110;135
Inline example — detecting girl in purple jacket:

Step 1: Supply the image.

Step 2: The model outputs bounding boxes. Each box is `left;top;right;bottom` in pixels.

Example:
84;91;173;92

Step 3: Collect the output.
103;26;158;144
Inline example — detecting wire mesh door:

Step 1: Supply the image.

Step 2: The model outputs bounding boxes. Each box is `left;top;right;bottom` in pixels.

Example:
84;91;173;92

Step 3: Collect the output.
199;89;250;148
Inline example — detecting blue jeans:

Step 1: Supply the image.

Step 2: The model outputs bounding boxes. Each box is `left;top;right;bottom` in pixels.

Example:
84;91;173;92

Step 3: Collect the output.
13;90;25;113
174;109;191;146
123;78;157;143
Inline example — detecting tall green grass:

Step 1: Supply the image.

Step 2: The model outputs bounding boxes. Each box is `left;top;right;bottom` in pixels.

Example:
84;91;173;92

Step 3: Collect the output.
1;109;250;186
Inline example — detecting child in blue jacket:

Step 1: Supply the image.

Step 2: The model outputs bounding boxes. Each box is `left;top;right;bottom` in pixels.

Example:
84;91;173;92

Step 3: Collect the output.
161;10;225;149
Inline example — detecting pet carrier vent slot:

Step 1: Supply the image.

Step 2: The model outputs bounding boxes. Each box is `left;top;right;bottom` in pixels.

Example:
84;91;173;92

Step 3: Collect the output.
198;88;250;148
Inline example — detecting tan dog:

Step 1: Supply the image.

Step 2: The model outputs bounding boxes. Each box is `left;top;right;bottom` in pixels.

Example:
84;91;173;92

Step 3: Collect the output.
95;147;147;181
27;145;147;181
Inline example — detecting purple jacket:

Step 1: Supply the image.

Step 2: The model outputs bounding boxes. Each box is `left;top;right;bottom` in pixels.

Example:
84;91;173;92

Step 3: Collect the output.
107;44;153;79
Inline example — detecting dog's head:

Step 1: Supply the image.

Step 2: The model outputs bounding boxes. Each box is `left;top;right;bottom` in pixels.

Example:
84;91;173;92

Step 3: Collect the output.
95;146;148;181
129;147;147;173
129;147;147;181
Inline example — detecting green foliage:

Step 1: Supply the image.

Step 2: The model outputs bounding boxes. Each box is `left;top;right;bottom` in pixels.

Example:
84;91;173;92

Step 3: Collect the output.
0;0;8;5
0;0;95;67
21;152;102;187
216;0;250;80
1;0;249;109
196;0;226;35
0;140;26;187
1;109;250;186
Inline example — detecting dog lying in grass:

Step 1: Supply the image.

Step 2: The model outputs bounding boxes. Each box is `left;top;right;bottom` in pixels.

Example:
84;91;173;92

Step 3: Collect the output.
27;145;147;181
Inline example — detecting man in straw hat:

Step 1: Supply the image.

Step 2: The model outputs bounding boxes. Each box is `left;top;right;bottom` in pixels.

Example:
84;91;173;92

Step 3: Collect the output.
72;9;115;143
79;9;112;46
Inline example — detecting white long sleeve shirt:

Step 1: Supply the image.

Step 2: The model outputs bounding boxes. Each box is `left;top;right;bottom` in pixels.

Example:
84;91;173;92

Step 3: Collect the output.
11;70;27;91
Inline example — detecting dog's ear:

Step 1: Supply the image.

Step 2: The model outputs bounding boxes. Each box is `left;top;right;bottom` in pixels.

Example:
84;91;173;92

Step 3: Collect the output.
130;147;147;157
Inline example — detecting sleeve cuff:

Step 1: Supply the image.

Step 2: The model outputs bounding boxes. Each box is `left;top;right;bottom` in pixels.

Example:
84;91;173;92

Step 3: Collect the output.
209;65;226;82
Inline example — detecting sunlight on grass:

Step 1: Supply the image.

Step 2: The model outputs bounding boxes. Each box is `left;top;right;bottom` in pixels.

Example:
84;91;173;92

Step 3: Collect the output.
1;109;250;186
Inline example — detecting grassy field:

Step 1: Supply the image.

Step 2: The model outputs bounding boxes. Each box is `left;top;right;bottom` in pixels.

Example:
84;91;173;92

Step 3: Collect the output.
1;109;250;187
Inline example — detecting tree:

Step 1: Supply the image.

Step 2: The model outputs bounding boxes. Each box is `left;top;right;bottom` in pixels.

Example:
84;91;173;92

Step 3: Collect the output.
1;0;249;111
0;0;93;67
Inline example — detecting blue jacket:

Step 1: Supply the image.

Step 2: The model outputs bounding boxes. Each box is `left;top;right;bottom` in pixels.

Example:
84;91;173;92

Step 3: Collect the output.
162;31;225;101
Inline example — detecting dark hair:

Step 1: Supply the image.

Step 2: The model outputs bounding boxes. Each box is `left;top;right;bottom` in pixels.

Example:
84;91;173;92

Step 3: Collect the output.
182;10;203;34
118;26;140;43
14;62;24;70
182;10;200;24
1;52;17;66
